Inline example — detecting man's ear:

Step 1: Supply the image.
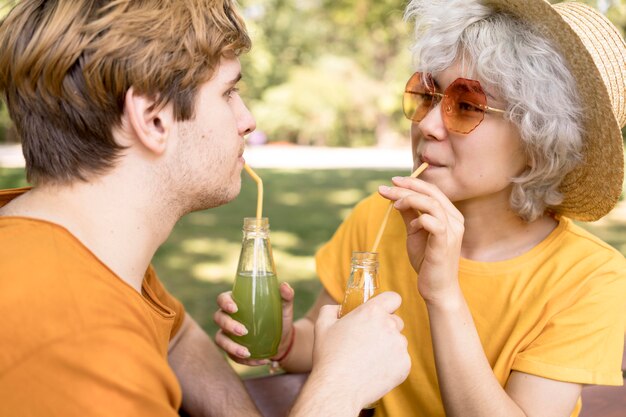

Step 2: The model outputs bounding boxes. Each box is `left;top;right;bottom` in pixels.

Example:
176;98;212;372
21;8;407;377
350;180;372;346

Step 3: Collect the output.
123;87;173;155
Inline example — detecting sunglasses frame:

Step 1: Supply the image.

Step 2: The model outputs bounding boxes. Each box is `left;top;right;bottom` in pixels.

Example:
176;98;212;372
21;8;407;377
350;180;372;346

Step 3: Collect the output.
403;72;506;134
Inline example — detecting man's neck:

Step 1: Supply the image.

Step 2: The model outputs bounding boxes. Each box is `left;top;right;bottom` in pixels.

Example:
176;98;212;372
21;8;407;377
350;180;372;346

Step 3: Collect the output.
0;177;178;292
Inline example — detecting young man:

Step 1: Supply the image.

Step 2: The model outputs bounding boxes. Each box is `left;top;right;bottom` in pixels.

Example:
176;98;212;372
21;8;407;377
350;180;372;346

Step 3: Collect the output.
0;1;410;416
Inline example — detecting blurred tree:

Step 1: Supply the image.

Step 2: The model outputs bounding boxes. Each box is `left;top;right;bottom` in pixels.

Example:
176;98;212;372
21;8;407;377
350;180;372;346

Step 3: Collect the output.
240;0;411;147
242;0;625;148
252;56;383;146
0;0;623;145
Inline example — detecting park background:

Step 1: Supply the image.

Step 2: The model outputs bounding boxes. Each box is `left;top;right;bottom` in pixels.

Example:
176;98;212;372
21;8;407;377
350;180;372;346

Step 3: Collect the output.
1;0;625;376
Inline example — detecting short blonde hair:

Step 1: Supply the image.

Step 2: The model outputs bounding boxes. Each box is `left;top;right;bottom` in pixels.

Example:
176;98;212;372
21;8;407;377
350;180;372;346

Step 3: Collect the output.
0;0;250;185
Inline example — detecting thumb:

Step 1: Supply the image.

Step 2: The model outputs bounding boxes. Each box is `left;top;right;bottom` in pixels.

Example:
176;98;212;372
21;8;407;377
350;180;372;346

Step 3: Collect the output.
359;291;402;314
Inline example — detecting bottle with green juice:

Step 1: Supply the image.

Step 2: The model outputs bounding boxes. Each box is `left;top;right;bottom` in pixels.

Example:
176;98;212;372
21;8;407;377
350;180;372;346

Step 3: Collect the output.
230;217;282;359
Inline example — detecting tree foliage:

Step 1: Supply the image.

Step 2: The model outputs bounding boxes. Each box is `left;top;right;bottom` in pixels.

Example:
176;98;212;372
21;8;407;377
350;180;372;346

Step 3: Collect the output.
0;1;624;145
241;0;626;147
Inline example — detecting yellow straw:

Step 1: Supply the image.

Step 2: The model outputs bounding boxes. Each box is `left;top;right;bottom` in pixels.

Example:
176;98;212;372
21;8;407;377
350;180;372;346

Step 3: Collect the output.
244;163;263;219
371;162;429;253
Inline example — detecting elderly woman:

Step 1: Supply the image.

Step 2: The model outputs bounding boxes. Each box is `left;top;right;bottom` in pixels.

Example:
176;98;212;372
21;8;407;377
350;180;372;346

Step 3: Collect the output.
215;1;626;416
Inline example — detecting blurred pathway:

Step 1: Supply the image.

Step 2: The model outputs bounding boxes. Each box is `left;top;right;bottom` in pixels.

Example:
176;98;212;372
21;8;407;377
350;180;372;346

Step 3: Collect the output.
0;143;413;170
0;144;23;169
2;143;624;224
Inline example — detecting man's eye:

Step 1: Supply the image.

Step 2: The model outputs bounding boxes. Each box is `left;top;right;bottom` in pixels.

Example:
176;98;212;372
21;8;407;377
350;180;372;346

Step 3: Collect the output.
225;87;240;98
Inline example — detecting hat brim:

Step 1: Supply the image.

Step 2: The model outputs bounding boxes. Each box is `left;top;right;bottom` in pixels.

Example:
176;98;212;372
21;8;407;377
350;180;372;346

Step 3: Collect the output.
482;0;624;221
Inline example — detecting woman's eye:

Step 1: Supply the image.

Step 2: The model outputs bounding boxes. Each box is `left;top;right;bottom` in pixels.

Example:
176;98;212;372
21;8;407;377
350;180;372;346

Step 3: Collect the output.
417;92;435;102
458;101;483;113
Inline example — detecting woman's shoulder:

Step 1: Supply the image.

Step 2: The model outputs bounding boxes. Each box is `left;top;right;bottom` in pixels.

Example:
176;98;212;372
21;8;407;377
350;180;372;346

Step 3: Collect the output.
555;217;626;270
560;217;624;255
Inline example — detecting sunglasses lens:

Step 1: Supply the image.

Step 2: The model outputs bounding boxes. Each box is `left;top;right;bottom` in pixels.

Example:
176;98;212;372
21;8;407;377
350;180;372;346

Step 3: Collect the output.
442;78;487;134
403;73;434;122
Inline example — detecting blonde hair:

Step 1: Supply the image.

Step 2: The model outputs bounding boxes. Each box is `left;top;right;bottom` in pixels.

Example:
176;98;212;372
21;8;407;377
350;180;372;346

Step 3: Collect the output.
0;0;250;184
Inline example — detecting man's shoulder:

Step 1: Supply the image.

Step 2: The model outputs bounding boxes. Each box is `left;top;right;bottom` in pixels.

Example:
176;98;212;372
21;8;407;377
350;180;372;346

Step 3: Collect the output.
0;217;156;339
0;217;89;275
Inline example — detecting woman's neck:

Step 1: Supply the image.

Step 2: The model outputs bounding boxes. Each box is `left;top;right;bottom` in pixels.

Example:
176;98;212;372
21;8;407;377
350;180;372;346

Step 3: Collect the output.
456;197;558;262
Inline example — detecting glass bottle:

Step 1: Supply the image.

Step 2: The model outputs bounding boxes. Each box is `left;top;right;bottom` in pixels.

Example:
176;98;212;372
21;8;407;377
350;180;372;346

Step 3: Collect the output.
230;217;282;359
338;251;381;318
339;251;381;410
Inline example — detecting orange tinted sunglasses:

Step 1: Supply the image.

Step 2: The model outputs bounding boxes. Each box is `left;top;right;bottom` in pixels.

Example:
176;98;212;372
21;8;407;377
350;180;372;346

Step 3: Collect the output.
403;72;505;134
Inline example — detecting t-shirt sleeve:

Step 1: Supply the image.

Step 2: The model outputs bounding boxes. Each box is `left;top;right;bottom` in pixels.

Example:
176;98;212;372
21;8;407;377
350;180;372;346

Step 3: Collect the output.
512;265;626;386
0;327;181;417
144;266;186;339
316;194;381;303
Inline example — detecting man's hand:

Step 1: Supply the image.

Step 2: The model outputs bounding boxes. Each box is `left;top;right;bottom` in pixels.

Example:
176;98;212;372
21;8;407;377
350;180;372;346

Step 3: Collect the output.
304;292;411;412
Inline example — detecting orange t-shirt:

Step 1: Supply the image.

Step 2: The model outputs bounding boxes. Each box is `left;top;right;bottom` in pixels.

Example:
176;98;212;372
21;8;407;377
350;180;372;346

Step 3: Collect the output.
0;188;185;416
317;193;626;417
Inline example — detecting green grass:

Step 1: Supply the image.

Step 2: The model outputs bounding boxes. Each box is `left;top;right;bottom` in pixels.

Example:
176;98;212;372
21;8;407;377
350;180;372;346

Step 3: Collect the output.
0;167;29;188
3;166;626;377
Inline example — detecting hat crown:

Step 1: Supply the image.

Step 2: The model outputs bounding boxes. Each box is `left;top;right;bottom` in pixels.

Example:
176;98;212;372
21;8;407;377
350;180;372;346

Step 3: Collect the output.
555;2;626;128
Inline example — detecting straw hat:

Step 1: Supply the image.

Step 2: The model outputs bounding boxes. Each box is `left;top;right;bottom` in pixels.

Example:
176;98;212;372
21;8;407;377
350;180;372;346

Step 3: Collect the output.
482;0;626;221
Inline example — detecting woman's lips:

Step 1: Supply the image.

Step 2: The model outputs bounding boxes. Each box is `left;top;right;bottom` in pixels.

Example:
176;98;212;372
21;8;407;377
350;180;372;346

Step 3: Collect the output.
419;155;443;167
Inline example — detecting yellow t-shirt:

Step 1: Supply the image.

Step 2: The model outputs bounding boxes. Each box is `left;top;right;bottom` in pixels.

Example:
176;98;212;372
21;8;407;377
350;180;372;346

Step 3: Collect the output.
0;188;185;416
316;193;626;417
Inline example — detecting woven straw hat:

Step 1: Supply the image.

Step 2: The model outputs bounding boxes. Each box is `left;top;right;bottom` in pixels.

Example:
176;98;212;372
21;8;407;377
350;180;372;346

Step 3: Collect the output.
482;0;626;221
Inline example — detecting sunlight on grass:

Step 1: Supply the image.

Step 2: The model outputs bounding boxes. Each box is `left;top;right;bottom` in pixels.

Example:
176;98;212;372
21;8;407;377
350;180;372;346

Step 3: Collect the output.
271;230;302;249
181;237;239;255
275;192;304;206
273;248;317;282
180;238;241;282
326;188;366;205
163;255;194;270
192;261;238;283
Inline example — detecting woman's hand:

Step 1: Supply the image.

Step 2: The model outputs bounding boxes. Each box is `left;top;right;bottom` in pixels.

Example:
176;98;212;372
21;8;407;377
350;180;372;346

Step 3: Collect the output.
213;282;295;365
379;177;464;303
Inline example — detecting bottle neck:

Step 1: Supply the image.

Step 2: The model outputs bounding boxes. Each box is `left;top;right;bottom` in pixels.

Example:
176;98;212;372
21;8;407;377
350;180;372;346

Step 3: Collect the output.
350;251;379;271
237;217;276;276
242;217;269;238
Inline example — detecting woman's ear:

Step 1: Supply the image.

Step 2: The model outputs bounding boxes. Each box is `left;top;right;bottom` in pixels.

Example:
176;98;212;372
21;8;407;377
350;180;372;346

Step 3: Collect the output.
123;87;173;155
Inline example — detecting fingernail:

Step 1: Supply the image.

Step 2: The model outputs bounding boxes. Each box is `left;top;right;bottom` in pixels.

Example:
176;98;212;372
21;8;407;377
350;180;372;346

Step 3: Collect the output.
379;185;390;192
238;348;251;358
392;176;404;181
236;325;248;336
229;303;238;313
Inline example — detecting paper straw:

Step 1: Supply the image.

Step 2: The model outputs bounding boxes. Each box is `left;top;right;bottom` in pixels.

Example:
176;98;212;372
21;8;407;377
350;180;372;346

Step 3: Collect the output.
371;162;429;253
244;163;263;219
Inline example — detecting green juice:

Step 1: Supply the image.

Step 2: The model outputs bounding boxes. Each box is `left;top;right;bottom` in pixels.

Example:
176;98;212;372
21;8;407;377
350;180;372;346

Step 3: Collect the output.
231;271;282;359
